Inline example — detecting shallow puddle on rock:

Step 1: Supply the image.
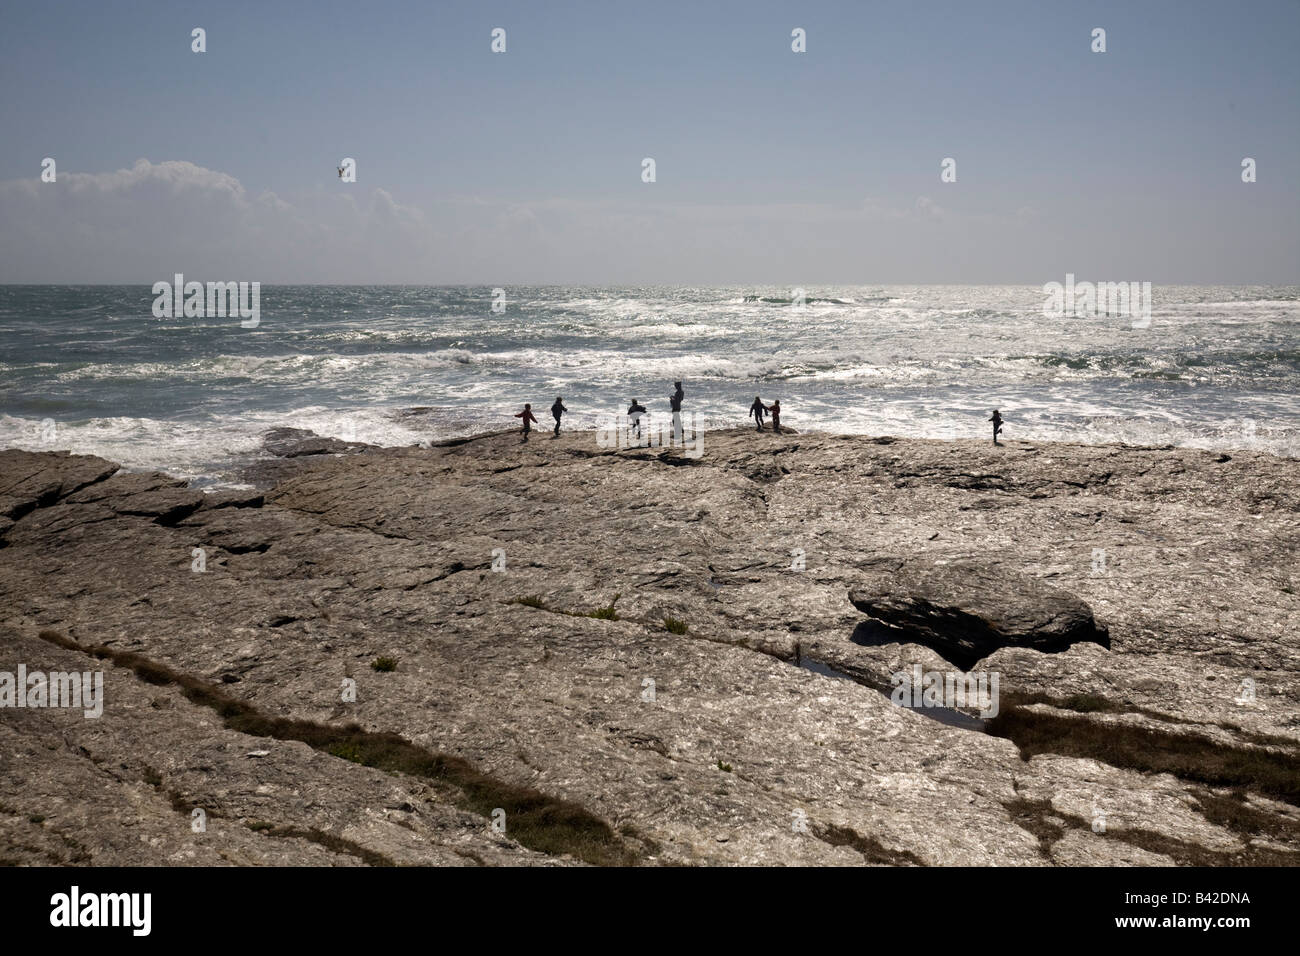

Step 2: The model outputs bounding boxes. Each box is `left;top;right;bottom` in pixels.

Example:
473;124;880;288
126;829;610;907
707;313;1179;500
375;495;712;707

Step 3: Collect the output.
796;657;988;733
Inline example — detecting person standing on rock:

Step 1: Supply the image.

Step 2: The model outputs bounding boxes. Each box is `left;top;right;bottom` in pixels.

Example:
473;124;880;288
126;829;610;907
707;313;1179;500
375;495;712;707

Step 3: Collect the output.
515;403;538;442
989;409;1004;445
627;398;647;440
551;396;567;437
749;395;768;432
669;381;684;443
769;399;782;434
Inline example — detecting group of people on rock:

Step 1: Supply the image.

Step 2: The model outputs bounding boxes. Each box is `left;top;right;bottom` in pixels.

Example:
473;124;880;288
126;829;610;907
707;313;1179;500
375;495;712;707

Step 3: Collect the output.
748;396;782;433
513;386;1005;445
512;397;567;441
512;381;787;442
625;381;688;440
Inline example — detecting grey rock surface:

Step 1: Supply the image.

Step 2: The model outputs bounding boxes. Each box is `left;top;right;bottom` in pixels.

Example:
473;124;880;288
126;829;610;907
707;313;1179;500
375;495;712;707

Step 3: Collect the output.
1;431;1297;866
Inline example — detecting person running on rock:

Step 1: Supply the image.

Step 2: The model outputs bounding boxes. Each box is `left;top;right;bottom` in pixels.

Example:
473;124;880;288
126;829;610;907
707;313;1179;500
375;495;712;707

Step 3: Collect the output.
989;409;1004;446
551;396;567;437
627;399;647;439
749;396;768;432
769;399;783;434
515;403;538;442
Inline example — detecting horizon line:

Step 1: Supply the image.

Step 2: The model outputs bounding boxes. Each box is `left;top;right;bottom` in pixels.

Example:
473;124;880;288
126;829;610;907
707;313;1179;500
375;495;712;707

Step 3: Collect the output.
3;281;1298;289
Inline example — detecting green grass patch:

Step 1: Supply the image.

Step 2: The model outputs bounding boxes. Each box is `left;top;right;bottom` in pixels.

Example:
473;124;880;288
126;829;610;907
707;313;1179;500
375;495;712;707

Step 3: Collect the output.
370;657;398;672
663;616;688;635
587;593;621;620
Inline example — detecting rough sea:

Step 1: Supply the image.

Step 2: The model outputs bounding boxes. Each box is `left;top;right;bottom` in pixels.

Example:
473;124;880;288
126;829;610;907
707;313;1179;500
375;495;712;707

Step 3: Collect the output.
2;285;1297;488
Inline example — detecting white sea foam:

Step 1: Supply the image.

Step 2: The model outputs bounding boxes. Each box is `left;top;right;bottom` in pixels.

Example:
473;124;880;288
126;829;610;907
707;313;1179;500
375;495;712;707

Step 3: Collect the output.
4;284;1297;482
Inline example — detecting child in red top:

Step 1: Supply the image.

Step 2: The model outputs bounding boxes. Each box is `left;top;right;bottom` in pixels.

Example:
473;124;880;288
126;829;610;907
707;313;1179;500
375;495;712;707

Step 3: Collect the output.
515;403;539;442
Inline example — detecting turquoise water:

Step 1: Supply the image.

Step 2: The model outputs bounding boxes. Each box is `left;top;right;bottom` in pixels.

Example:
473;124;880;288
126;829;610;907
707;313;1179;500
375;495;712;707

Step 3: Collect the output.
1;284;1297;486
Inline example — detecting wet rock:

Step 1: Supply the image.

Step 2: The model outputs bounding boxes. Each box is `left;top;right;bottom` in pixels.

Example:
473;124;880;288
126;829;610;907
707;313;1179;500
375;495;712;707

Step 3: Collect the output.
263;427;372;458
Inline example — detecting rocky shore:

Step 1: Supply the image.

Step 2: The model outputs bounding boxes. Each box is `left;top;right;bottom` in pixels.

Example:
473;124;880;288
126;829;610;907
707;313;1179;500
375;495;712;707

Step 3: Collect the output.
2;427;1298;866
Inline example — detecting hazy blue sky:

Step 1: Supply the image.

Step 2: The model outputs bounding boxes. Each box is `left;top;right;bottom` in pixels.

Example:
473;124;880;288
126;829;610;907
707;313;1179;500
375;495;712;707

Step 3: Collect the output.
1;0;1297;283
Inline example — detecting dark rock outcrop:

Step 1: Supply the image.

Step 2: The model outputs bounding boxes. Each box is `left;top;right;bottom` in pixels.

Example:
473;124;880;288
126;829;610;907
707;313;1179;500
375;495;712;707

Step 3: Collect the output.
0;449;119;522
849;559;1110;669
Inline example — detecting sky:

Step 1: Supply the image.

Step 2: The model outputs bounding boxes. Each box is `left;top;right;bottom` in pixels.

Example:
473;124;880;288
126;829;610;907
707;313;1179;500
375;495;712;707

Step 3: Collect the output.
1;0;1297;284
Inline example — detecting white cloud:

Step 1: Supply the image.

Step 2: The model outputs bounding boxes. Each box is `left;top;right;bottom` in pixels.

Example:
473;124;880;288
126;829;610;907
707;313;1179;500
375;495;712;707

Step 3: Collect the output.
7;161;956;283
913;196;944;221
4;159;1284;283
0;159;440;283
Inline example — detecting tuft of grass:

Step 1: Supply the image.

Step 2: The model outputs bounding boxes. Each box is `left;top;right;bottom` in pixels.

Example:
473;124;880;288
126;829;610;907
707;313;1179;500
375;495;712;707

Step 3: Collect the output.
587;593;621;620
663;616;688;635
370;657;398;672
35;628;643;866
27;814;45;825
326;741;366;762
717;760;732;772
513;595;548;610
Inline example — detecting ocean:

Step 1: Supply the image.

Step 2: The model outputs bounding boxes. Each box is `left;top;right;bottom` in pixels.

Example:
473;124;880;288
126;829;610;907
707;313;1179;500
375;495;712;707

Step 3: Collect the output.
2;284;1297;488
